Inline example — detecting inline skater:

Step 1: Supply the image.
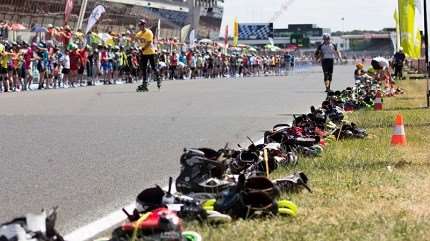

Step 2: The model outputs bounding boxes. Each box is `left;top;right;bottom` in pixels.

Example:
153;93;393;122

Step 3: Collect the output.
135;19;159;92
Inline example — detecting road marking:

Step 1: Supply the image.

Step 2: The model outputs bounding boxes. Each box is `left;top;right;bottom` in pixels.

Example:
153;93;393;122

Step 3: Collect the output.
64;203;135;241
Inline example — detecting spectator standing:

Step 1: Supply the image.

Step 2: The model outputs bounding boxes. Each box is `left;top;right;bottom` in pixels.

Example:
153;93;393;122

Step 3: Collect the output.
0;42;11;92
392;47;406;80
69;45;81;87
169;51;178;80
61;49;71;88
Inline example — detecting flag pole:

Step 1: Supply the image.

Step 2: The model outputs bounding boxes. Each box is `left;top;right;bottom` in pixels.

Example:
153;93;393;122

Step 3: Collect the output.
395;9;401;51
398;0;402;49
424;0;430;107
76;0;88;32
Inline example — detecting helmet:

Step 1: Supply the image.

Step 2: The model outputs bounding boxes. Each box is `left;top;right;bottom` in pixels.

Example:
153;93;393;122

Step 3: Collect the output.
322;33;331;40
139;19;147;25
176;148;227;194
356;63;364;69
245;176;280;198
229;150;259;174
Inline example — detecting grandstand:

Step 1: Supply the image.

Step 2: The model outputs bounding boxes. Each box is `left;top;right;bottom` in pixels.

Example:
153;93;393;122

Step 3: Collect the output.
0;0;147;32
0;0;223;39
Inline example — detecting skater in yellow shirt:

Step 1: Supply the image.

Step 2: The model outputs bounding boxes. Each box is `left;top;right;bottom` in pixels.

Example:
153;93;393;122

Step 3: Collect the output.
135;19;159;91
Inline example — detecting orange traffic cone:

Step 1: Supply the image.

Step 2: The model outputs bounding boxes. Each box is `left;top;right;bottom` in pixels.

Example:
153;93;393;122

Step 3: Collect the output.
391;114;406;145
374;90;383;111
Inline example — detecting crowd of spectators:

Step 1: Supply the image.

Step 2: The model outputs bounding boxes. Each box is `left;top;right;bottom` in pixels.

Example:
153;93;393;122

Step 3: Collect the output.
0;24;303;93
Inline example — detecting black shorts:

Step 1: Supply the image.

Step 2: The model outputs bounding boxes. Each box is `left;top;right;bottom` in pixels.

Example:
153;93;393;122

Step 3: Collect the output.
0;67;7;74
140;54;156;81
120;65;130;74
20;68;26;78
78;65;85;75
62;68;70;75
37;62;46;73
321;59;334;74
131;67;138;76
139;54;156;71
86;62;93;77
112;62;119;72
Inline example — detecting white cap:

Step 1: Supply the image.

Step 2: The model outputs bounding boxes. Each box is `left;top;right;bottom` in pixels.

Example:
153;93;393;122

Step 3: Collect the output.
323;33;331;40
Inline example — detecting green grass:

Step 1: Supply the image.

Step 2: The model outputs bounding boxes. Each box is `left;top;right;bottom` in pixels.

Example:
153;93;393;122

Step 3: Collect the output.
185;79;430;241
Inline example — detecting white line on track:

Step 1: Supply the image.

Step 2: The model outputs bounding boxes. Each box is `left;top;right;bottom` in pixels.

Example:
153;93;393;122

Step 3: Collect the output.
64;203;135;241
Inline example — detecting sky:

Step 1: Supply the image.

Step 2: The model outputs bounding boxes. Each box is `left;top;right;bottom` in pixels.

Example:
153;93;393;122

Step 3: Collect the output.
221;0;406;34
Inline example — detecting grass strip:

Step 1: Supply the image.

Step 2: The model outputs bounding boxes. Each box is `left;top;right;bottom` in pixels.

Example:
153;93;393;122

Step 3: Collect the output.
187;79;430;241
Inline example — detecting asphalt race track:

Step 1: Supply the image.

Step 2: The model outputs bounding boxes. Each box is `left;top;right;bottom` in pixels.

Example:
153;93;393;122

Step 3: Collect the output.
0;65;353;233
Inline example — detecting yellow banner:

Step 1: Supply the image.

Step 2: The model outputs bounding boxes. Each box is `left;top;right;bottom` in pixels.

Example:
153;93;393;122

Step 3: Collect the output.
233;17;239;47
398;0;421;58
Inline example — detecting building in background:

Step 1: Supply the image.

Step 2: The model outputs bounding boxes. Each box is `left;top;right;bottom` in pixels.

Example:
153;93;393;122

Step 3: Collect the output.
0;0;223;39
230;23;393;55
236;24;330;48
274;24;330;48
